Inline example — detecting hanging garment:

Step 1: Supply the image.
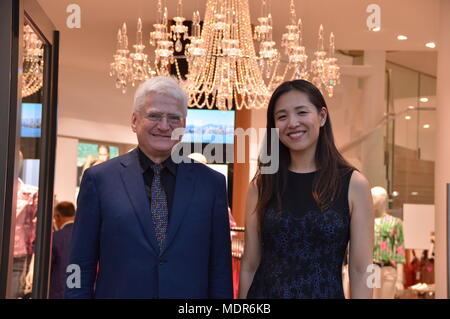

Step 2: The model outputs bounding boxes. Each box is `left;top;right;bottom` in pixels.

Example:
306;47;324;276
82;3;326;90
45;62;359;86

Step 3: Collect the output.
373;214;406;267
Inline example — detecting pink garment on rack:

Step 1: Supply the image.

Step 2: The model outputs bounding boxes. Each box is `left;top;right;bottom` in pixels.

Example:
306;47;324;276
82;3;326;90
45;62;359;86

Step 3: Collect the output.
14;179;38;256
232;257;240;299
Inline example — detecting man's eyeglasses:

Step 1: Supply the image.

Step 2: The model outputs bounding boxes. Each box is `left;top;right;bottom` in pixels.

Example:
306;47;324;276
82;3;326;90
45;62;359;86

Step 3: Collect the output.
144;112;184;126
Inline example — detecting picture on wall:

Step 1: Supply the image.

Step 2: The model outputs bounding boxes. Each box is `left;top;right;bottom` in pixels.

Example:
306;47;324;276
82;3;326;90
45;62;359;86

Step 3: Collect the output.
76;142;119;186
21;103;42;138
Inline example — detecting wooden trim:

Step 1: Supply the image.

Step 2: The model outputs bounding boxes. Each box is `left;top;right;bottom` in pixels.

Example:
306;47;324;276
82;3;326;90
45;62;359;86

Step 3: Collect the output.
232;108;252;227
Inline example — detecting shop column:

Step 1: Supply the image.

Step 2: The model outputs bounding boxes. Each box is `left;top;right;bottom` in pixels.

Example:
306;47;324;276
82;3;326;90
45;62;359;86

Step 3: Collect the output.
434;0;450;299
232;108;252;227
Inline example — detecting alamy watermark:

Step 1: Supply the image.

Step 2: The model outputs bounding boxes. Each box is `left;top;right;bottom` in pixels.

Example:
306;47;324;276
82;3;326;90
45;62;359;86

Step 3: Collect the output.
366;264;381;289
66;4;81;29
66;264;81;289
366;4;381;31
65;262;382;291
170;127;280;175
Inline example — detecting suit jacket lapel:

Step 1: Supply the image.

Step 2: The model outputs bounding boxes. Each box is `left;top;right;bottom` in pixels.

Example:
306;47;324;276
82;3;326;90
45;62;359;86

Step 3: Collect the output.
161;161;196;254
120;149;159;255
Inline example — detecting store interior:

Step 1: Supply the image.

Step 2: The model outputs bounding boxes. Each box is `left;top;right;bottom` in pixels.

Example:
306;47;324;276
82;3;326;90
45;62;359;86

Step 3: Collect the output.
3;0;449;299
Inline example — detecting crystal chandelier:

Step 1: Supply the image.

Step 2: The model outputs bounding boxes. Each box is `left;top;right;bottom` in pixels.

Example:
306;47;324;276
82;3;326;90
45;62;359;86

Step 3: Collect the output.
22;24;44;98
110;0;340;109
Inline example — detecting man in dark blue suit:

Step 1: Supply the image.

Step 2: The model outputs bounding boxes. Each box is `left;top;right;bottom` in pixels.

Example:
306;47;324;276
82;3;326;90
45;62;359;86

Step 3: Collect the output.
65;76;233;299
50;202;75;299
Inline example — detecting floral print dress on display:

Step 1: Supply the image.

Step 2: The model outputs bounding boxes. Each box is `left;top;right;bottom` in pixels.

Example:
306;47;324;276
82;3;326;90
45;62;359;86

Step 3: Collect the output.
373;214;406;267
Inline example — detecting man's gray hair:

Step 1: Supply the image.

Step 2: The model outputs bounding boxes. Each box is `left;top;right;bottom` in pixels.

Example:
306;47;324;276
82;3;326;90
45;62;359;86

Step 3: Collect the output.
133;76;188;116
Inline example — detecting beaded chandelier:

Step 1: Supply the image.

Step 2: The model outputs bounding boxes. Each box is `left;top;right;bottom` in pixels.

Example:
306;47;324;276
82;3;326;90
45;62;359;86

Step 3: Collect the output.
110;0;340;110
22;24;44;98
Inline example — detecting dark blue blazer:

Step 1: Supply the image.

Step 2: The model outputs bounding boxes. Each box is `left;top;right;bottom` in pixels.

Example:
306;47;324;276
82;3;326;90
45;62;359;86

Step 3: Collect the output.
64;148;232;299
49;223;74;299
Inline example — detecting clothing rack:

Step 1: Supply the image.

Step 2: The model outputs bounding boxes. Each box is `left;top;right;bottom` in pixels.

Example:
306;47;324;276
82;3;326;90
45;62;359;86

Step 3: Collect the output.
231;227;245;259
230;227;245;299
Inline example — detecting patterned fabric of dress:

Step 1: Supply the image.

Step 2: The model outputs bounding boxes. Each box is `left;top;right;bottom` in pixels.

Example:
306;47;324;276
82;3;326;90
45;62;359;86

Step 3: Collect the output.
247;169;354;299
373;214;406;266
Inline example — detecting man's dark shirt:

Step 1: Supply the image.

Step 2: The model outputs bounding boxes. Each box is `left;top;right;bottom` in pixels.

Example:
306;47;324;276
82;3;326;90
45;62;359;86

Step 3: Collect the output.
137;147;177;217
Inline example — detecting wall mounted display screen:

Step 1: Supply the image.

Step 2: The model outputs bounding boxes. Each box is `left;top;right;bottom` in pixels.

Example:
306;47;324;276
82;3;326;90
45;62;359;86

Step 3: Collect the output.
21;103;42;138
182;109;235;144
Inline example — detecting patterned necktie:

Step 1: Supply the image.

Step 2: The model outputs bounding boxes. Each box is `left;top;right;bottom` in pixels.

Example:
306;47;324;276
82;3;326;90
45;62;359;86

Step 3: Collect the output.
150;163;168;250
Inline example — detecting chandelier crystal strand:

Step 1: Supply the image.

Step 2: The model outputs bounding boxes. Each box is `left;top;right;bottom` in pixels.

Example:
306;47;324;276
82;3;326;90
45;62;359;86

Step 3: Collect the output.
110;23;133;93
190;0;215;109
171;0;188;52
254;0;269;41
289;18;308;80
311;24;328;91
185;10;206;98
22;24;44;98
279;0;307;83
324;32;340;97
154;7;174;76
129;18;153;87
254;0;279;81
150;0;166;46
238;0;271;109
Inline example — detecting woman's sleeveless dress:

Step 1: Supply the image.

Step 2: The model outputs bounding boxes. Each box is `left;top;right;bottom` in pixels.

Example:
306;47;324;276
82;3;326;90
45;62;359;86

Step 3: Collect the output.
247;169;354;299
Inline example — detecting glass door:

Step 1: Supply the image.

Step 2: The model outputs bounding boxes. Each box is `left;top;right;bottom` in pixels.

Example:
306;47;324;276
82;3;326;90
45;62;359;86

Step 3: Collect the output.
0;0;59;299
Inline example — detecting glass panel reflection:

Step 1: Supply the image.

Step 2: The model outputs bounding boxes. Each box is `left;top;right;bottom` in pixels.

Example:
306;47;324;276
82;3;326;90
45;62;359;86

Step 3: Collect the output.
385;62;436;295
10;20;46;299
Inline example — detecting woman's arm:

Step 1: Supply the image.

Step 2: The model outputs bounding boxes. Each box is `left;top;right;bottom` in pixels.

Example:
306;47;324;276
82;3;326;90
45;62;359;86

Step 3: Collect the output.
238;182;261;299
348;171;374;299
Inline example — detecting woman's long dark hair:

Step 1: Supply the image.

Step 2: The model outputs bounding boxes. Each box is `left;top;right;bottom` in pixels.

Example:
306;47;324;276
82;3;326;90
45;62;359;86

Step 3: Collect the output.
254;80;355;226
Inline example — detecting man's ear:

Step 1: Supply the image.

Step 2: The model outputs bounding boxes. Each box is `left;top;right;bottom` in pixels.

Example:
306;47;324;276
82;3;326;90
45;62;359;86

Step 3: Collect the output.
131;112;137;133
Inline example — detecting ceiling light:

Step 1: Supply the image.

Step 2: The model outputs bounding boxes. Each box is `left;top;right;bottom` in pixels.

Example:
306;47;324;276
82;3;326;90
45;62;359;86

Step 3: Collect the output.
408;105;415;109
371;26;381;32
423;124;430;129
397;35;408;40
405;115;411;120
411;192;419;196
425;42;436;48
392;191;399;197
420;97;429;103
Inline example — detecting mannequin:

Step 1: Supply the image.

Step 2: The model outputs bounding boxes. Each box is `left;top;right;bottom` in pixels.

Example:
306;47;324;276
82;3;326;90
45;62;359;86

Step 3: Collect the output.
372;186;405;299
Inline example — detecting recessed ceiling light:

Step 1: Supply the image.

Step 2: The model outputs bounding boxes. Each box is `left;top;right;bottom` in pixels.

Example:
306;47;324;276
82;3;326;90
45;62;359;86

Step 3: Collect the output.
405;115;411;120
371;27;381;32
392;191;399;197
425;42;436;48
411;191;419;196
420;97;429;103
423;124;430;129
408;105;415;109
397;35;408;40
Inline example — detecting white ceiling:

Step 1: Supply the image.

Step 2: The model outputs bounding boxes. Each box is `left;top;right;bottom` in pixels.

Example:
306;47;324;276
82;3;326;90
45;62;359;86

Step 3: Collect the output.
36;0;441;69
34;0;441;126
